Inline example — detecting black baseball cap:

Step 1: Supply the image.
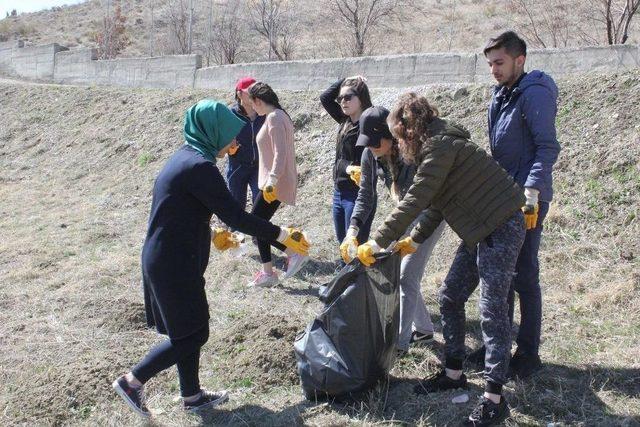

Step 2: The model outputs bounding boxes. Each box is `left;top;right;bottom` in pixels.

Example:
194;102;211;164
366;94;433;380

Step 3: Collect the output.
356;106;393;148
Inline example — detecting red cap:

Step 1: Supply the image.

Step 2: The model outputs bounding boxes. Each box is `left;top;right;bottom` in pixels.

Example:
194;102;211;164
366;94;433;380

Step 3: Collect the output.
235;77;256;91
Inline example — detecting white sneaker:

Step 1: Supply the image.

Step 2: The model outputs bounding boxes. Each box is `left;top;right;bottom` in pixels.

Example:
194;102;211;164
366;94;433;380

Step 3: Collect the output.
283;253;310;279
248;271;279;287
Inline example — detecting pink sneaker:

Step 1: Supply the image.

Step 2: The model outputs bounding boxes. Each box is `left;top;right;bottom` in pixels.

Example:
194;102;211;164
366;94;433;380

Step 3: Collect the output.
248;271;279;288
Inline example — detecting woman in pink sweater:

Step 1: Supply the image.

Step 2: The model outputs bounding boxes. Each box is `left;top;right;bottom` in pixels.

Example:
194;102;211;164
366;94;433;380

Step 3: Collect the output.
247;82;308;287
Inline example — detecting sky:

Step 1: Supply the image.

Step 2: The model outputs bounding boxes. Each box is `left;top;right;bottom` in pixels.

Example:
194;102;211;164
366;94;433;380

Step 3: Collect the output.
0;0;86;19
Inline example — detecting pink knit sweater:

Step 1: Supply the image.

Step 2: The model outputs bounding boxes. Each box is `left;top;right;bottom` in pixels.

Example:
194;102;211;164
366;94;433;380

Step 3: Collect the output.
256;109;297;206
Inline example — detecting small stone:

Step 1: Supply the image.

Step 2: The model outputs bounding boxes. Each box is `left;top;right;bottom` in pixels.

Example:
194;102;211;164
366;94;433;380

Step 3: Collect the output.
453;87;468;101
452;393;469;404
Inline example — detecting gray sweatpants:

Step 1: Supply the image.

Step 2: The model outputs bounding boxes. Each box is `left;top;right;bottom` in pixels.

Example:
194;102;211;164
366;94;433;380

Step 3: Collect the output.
397;221;446;351
439;211;525;385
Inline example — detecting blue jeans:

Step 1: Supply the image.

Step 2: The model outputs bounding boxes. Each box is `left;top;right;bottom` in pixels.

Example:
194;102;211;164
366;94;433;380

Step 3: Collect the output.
226;162;259;210
332;188;375;244
508;201;549;357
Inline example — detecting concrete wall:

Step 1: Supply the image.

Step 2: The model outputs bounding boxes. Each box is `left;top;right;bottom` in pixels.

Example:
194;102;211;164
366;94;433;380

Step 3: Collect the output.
194;52;477;90
1;40;639;89
54;48;98;84
475;44;640;83
10;43;67;80
54;50;201;88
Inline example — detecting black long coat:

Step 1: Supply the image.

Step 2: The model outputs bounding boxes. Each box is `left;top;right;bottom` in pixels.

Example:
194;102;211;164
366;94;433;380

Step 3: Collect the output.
142;145;280;339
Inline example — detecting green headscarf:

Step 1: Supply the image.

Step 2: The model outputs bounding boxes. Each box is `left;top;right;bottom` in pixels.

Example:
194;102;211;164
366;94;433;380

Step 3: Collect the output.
183;99;245;161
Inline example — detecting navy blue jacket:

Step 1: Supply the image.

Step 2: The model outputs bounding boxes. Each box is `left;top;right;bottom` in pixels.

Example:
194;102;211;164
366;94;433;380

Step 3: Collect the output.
488;70;561;202
142;145;280;338
229;103;265;166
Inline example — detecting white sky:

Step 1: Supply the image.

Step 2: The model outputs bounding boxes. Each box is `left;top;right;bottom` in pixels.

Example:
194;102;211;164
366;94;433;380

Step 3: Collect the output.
0;0;86;19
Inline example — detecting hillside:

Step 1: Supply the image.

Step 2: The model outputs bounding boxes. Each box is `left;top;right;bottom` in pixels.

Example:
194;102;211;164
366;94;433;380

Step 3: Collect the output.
1;0;639;64
0;70;639;425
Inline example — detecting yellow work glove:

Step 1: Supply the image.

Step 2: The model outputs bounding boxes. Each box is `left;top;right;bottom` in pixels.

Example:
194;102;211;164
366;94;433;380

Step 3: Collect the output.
340;226;359;263
522;204;539;230
211;227;239;251
346;165;362;187
522;187;540;230
228;140;239;156
394;236;419;258
356;240;382;267
263;184;278;203
277;227;310;256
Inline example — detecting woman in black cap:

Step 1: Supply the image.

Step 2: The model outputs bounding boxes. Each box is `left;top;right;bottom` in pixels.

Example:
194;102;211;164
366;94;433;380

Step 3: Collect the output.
341;106;445;356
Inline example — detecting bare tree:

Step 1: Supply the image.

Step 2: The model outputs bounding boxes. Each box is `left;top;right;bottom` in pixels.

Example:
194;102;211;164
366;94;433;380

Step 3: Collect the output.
602;0;640;44
508;0;575;48
165;0;194;54
94;0;129;59
249;0;297;61
325;0;421;57
207;1;245;64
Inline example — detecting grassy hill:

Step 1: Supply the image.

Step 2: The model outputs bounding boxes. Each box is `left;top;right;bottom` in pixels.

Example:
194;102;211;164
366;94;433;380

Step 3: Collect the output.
1;0;639;64
0;70;638;425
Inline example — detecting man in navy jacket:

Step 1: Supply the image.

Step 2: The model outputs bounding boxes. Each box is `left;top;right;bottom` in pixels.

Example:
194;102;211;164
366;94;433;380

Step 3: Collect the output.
476;31;561;379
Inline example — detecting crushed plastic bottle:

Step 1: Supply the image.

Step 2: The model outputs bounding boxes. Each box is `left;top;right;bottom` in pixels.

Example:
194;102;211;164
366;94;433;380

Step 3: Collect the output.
452;393;469;404
228;232;248;258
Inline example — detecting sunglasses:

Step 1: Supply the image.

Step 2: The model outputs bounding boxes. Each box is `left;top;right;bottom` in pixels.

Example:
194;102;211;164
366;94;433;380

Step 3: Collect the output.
336;93;357;103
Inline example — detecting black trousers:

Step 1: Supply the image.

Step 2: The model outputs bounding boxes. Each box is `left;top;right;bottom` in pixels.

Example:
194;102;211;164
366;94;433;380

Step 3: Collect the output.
250;191;287;263
132;325;209;397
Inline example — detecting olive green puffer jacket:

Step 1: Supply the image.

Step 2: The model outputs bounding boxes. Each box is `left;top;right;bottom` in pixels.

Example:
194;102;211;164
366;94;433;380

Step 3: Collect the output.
371;117;525;249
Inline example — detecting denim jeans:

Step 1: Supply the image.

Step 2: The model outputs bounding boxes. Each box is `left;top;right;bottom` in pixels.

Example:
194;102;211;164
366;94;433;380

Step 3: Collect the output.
332;188;375;244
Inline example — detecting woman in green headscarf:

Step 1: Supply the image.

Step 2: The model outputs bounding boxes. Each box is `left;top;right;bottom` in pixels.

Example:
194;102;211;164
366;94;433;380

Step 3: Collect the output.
112;100;310;417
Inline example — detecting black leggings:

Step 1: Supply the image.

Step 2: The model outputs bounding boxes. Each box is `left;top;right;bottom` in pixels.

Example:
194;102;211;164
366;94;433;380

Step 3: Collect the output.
251;192;287;263
132;325;209;397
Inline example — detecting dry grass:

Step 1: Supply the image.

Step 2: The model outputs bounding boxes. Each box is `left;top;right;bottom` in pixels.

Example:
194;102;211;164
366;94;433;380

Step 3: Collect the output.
0;69;639;426
1;0;639;62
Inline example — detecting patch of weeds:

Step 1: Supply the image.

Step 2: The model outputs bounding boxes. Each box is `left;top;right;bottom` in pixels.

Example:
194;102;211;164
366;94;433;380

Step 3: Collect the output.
232;377;253;388
137;152;153;167
62;250;76;257
227;311;244;320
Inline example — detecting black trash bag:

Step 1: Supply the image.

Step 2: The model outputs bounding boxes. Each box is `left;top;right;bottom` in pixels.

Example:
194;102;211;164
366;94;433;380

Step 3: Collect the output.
294;253;401;401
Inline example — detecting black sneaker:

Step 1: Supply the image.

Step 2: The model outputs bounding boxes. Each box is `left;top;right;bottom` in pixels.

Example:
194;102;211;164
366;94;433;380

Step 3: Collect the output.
508;350;542;380
466;346;486;370
184;389;229;412
112;376;150;418
463;396;510;426
414;370;467;395
409;331;434;346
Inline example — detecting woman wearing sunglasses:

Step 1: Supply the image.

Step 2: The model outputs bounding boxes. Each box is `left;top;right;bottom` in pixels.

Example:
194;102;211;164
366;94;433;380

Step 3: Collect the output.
319;76;374;265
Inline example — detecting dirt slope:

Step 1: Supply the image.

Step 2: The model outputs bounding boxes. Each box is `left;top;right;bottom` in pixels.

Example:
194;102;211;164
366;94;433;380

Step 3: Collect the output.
0;70;638;425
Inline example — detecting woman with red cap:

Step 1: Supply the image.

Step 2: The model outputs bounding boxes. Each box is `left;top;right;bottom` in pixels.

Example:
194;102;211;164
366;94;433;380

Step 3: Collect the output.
225;77;265;210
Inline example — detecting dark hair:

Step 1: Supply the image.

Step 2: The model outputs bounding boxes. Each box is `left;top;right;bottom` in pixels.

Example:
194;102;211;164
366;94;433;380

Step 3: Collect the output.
387;92;439;165
248;82;290;118
483;31;527;58
234;90;248;115
340;77;373;111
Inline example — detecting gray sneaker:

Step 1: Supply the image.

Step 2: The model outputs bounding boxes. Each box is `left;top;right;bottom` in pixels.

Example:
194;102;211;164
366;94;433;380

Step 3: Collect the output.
248;271;279;287
184;389;229;412
112;376;151;418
